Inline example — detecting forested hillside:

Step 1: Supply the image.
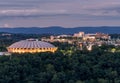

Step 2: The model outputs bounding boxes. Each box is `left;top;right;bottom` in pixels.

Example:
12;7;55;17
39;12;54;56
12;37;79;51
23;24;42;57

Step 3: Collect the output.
0;45;120;83
0;26;120;34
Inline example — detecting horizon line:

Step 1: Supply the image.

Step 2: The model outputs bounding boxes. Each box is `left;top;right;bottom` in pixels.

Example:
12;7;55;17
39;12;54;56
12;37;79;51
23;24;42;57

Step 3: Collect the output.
0;26;120;28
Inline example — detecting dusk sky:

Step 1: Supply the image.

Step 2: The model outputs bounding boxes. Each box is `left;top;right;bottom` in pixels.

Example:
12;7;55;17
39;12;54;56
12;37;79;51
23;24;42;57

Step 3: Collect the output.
0;0;120;27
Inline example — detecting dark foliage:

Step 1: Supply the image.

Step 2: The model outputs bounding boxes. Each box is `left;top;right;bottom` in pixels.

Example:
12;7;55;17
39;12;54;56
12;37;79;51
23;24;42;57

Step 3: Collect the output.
0;47;120;83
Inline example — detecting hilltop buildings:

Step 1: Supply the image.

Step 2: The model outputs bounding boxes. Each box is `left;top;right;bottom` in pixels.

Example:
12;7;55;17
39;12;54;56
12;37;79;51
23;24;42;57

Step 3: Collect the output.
73;32;85;37
4;31;119;54
41;32;112;51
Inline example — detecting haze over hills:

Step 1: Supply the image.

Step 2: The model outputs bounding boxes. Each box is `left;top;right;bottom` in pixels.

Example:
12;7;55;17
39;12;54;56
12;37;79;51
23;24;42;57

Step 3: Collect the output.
0;26;120;34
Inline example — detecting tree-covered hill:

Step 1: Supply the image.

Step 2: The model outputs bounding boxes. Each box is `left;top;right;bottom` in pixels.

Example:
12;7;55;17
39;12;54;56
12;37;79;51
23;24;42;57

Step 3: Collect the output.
0;26;120;34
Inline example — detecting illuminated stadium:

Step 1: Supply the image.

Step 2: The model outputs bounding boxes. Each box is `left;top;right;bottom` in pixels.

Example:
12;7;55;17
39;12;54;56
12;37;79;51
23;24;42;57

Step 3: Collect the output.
7;39;57;53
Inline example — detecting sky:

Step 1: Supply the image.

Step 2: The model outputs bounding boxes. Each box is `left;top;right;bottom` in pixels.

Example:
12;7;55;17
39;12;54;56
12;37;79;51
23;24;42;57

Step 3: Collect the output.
0;0;120;28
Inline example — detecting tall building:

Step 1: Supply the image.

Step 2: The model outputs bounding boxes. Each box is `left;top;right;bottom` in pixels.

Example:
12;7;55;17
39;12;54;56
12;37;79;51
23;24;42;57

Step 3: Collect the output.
73;32;85;37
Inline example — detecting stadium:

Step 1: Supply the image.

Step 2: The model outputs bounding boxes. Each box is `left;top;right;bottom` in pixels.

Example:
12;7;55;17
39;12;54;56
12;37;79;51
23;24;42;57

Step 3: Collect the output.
7;39;57;53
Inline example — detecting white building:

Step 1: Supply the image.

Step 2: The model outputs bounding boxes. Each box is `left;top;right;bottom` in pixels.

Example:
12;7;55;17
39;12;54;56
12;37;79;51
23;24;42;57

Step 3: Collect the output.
83;34;96;41
73;32;85;37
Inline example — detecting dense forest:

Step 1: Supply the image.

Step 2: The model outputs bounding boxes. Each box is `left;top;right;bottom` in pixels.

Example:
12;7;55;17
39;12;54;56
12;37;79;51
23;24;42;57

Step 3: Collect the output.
0;44;120;83
0;33;120;83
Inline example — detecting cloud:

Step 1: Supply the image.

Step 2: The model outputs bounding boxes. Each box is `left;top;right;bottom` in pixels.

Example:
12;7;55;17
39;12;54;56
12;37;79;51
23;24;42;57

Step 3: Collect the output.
0;9;67;17
0;0;120;17
0;0;120;27
80;1;120;16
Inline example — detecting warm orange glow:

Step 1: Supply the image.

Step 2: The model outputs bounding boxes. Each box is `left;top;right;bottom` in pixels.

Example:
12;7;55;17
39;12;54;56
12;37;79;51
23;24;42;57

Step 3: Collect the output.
7;47;58;53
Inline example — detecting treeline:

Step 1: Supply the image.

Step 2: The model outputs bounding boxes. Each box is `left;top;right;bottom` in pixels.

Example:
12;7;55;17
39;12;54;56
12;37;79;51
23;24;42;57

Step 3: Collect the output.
0;47;120;83
110;34;120;39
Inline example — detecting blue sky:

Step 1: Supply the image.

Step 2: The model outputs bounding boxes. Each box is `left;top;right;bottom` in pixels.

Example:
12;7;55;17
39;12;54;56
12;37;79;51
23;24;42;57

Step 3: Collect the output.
0;0;120;27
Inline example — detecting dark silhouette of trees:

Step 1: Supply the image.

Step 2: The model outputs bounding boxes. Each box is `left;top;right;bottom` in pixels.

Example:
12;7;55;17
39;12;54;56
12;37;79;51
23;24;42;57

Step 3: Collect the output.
0;46;120;83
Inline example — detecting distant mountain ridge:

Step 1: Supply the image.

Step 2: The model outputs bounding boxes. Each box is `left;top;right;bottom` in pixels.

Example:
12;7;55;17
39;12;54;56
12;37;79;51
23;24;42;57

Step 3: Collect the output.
0;26;120;34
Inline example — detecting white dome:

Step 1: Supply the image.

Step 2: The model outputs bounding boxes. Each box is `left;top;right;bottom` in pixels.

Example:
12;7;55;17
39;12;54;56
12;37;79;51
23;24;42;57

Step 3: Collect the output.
7;39;57;53
8;39;55;49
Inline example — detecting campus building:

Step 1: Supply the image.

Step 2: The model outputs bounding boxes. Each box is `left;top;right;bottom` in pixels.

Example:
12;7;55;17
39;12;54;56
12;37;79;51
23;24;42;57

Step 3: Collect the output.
7;39;57;53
